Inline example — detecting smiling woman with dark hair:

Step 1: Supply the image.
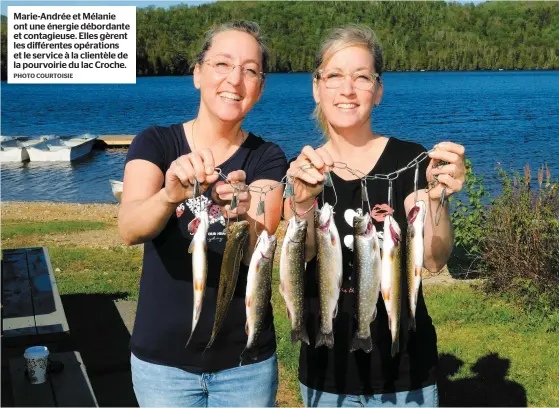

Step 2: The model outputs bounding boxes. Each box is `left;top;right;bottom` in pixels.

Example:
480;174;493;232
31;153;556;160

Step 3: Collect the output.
118;20;287;407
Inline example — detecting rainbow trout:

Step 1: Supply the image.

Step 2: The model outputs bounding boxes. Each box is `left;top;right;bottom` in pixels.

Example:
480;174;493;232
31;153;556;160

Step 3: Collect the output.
279;217;309;345
186;207;209;348
407;200;426;331
315;203;343;349
350;213;382;353
243;230;277;359
381;214;402;357
205;220;250;350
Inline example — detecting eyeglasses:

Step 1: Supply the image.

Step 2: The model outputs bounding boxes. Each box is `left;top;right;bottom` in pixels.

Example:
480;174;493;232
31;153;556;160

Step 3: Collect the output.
202;58;264;82
315;69;380;91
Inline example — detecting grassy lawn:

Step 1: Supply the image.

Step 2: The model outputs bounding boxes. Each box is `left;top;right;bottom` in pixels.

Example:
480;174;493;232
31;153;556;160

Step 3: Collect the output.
1;220;106;239
2;219;557;406
49;246;143;300
425;284;559;407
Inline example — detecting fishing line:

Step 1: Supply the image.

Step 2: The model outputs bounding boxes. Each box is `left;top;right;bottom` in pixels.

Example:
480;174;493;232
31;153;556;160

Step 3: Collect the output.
414;162;420;203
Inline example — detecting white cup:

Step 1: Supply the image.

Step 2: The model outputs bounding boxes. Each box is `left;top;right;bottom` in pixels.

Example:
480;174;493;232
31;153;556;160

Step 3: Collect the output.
24;346;50;384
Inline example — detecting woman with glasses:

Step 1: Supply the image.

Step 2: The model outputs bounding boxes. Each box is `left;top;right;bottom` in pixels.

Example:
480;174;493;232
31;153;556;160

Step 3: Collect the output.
119;21;287;407
285;25;467;406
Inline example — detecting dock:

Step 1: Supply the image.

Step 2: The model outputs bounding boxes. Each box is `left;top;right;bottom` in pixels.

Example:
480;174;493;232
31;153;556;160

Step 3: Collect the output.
95;135;134;148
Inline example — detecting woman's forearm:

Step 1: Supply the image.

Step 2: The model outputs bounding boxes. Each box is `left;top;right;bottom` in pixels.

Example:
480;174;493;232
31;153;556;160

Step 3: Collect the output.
423;198;454;272
118;188;177;245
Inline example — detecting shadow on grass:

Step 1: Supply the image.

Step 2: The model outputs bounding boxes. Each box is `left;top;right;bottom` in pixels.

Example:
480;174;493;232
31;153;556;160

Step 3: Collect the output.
446;247;482;280
62;293;138;407
438;352;527;407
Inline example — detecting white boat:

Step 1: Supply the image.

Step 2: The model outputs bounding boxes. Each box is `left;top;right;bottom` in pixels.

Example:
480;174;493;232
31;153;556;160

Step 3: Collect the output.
109;179;123;201
0;136;58;162
26;135;98;162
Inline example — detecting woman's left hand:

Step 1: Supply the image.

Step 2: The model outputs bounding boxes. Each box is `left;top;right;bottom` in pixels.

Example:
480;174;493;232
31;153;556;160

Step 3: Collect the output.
212;170;251;218
426;141;466;200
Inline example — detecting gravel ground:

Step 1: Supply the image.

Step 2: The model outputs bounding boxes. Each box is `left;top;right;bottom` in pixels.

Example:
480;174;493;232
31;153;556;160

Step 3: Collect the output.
2;201;119;224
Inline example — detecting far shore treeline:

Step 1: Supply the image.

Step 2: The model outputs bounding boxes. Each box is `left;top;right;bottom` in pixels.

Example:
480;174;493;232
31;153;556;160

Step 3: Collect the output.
1;1;558;79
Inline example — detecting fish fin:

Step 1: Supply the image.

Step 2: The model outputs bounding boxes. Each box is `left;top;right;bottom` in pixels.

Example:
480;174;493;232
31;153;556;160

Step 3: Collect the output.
290;330;299;345
188;239;195;254
382;287;390;302
246;296;252;308
350;336;373;353
245;321;249;335
330;231;337;246
391;336;400;357
408;317;417;332
315;332;334;349
302;326;310;345
415;265;422;277
333;303;339;319
194;279;204;292
188;218;200;234
371;308;378;323
286;307;291;320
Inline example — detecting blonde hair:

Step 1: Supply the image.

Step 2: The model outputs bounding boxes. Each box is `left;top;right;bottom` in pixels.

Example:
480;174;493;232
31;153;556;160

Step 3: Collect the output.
195;20;269;77
313;25;383;136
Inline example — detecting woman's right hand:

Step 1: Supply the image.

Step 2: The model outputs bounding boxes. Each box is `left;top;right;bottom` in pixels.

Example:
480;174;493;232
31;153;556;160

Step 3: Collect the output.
288;145;334;204
164;149;220;204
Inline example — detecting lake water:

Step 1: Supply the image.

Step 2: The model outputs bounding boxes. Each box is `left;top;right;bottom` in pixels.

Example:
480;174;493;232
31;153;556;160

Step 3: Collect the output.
1;71;558;203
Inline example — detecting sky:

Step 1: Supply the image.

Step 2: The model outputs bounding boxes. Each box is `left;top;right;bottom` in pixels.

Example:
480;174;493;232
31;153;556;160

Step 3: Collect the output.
2;0;487;17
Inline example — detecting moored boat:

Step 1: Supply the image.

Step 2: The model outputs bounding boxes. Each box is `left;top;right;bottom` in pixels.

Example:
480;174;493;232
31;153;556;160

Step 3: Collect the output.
26;135;98;162
0;136;58;162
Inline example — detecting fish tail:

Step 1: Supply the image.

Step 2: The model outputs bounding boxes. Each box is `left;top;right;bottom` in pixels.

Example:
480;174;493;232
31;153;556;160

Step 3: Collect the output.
185;331;194;349
204;336;216;353
391;335;400;357
315;331;334;349
350;336;373;353
291;327;310;345
240;346;258;363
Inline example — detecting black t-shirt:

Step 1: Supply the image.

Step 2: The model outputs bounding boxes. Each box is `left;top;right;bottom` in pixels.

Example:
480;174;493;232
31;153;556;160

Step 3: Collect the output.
125;123;288;373
298;137;438;395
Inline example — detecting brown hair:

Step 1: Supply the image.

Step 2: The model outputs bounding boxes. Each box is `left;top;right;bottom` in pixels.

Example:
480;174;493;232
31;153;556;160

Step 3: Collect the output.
313;25;383;136
195;20;269;77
